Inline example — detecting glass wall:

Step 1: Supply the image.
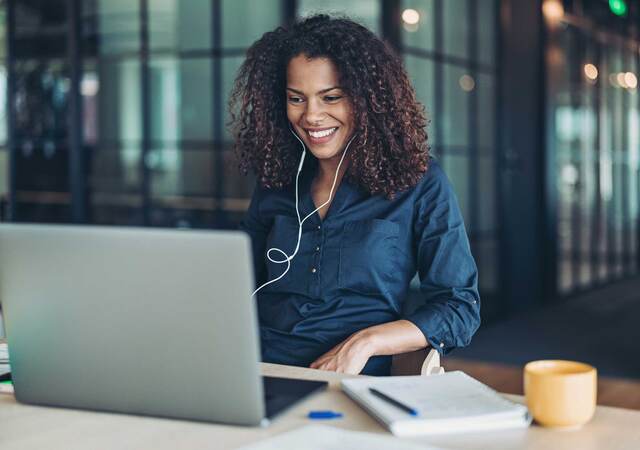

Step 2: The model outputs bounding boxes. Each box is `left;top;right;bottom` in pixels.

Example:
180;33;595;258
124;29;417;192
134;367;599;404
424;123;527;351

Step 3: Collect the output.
9;0;71;222
0;1;7;219
401;0;501;314
7;0;281;227
548;15;640;294
82;0;281;227
298;0;380;34
83;0;143;225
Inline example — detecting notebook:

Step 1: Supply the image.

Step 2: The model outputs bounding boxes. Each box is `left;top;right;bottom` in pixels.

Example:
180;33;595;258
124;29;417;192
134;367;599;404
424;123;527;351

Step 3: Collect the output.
341;371;532;436
0;342;10;381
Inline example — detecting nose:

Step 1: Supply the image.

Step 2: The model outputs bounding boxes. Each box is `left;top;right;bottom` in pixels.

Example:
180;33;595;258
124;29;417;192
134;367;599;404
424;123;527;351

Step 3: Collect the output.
303;98;327;125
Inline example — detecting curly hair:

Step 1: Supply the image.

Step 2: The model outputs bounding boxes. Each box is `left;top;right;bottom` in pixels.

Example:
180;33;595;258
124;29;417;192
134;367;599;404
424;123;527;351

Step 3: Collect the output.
228;14;430;199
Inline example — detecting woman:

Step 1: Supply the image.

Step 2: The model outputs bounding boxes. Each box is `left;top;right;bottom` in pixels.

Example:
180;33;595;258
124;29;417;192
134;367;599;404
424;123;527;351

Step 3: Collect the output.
229;15;480;376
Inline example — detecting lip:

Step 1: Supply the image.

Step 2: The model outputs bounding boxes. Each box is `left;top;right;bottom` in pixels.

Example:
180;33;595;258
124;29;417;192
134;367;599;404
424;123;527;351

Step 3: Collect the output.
304;126;339;145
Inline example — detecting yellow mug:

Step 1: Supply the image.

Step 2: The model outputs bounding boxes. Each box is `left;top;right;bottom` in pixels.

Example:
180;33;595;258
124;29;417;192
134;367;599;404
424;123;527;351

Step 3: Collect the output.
524;360;597;428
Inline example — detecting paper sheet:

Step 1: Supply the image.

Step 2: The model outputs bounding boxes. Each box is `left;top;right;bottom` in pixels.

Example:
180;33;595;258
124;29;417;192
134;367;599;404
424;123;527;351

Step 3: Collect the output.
0;342;8;361
372;372;526;420
237;425;448;450
0;342;9;379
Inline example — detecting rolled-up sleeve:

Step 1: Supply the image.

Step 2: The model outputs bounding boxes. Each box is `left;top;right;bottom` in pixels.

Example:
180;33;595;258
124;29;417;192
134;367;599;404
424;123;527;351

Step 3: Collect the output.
239;184;271;288
405;164;481;355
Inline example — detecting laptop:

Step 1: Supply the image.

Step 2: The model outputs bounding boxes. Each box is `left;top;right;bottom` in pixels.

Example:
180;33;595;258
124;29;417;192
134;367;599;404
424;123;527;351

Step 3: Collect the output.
0;224;326;426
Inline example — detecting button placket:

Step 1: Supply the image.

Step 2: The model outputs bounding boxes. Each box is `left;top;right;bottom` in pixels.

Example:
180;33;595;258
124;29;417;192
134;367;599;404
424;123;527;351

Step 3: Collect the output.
310;223;324;297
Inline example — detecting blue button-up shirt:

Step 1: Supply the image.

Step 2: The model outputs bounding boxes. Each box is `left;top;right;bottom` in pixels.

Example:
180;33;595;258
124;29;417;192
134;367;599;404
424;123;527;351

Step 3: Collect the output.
240;157;480;375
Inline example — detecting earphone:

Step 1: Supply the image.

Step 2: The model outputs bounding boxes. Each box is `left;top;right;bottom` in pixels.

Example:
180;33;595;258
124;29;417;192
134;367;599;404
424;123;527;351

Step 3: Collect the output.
250;127;356;298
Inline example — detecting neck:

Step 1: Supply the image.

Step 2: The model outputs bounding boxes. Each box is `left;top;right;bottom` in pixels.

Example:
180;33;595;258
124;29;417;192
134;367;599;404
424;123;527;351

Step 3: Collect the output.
316;155;349;187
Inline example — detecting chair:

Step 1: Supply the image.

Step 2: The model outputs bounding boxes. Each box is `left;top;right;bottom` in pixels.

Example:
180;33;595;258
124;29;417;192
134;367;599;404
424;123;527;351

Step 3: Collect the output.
391;348;445;376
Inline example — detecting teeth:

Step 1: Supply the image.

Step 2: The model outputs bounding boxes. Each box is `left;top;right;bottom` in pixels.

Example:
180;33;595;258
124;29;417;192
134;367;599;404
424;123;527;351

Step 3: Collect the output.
308;127;337;138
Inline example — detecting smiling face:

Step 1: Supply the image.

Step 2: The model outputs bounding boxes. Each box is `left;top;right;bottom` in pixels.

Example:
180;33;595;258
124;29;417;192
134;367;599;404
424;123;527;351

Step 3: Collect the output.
286;54;355;163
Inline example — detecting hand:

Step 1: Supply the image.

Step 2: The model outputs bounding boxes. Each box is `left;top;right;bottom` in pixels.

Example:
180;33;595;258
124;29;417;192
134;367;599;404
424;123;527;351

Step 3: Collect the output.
310;330;375;375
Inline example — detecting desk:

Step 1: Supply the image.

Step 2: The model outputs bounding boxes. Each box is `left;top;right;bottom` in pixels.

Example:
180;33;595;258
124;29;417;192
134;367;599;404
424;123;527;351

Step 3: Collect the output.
1;363;639;450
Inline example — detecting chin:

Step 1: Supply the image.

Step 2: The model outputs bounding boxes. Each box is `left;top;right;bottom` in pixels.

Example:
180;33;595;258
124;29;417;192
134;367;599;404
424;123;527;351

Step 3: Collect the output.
307;144;345;161
303;135;349;160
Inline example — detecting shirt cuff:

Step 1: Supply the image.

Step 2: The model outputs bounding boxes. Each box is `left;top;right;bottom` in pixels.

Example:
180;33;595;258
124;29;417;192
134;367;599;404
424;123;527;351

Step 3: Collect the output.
405;300;478;356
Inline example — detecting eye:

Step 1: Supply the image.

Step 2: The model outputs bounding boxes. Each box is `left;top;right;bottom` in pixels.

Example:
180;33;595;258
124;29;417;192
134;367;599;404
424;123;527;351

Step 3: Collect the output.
288;96;304;104
324;95;342;102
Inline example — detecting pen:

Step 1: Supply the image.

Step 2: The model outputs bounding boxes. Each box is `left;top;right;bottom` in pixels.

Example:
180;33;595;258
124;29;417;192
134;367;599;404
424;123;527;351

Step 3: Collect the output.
308;410;343;419
369;388;419;416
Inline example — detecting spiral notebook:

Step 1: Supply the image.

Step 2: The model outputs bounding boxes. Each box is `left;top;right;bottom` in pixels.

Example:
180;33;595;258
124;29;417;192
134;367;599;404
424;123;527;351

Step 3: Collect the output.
341;371;531;436
0;342;10;382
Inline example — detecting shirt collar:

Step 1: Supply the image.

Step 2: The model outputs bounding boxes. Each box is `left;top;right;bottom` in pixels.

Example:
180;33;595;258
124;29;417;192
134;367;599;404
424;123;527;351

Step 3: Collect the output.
298;156;355;224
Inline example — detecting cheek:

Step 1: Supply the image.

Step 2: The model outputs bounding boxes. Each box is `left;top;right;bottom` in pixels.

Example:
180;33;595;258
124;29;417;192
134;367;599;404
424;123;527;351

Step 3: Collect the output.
336;104;354;129
340;110;354;130
286;105;300;123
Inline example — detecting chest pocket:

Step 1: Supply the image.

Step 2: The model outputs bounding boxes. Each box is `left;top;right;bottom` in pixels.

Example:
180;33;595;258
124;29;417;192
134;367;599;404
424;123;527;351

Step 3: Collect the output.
338;219;400;295
263;214;310;294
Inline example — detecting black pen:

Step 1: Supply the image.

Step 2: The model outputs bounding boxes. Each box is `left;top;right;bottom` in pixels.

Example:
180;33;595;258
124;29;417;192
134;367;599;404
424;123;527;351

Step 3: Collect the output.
369;388;419;416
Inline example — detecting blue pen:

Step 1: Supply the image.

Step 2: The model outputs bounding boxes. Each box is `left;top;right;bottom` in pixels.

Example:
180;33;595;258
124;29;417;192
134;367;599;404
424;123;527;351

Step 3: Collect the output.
308;410;343;419
369;388;419;416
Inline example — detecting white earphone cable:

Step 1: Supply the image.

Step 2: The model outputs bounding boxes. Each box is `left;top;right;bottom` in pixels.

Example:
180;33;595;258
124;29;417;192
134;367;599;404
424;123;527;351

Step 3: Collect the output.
251;128;356;297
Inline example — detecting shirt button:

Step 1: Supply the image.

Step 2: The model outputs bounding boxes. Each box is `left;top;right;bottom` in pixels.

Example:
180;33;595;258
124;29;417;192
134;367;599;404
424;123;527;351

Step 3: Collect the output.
317;225;321;230
315;246;320;252
439;342;445;348
311;268;317;273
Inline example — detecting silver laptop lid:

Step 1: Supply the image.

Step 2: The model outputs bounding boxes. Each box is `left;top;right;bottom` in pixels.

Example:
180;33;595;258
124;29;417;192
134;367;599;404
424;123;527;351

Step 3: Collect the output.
0;224;265;425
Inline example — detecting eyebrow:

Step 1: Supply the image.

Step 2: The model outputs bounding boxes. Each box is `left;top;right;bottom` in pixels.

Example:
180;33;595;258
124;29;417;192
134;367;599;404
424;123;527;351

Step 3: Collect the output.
286;86;342;95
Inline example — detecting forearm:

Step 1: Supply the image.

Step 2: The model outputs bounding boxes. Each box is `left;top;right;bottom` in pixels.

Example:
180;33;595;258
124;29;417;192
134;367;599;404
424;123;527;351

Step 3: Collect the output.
310;319;430;374
357;319;429;357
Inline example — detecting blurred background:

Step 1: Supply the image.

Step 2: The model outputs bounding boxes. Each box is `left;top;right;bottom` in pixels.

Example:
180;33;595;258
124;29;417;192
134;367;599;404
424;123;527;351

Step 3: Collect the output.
0;0;638;406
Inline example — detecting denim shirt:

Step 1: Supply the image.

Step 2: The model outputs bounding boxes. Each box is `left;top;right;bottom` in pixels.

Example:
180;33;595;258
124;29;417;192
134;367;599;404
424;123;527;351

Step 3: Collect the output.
239;157;480;375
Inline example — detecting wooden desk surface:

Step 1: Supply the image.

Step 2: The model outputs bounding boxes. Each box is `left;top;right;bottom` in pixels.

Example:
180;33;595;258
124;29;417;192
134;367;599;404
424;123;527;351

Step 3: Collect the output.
1;363;639;450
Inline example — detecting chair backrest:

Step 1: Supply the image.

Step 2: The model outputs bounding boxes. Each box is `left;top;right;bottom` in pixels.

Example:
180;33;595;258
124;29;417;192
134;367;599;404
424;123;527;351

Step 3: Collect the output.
391;348;445;376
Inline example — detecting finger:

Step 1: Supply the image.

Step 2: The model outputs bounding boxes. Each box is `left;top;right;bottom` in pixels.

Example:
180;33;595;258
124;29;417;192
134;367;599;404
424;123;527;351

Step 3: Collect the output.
320;363;337;372
323;345;340;356
316;359;337;371
310;359;323;369
310;356;330;369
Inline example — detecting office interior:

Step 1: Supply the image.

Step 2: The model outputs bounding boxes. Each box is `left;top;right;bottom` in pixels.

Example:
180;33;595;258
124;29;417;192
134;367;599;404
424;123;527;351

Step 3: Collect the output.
0;0;638;410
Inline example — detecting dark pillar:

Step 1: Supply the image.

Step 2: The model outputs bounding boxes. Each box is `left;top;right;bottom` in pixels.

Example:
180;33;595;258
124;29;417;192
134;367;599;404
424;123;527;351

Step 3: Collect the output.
68;0;86;223
498;0;549;311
